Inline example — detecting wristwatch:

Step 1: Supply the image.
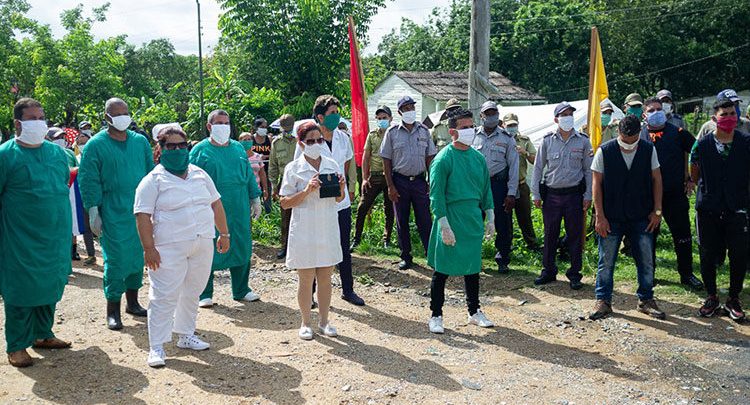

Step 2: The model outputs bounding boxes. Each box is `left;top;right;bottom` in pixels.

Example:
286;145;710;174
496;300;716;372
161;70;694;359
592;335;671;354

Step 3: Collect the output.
220;233;231;238
655;210;662;216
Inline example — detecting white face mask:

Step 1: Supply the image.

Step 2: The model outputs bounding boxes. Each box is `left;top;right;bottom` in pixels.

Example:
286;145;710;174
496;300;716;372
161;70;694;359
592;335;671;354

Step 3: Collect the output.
558;115;575;132
303;143;322;159
210;124;231;144
401;110;417;125
456;128;476;146
17;120;48;145
662;103;673;115
617;137;639;151
81;129;93;136
52;139;67;148
107;114;132;132
256;128;268;137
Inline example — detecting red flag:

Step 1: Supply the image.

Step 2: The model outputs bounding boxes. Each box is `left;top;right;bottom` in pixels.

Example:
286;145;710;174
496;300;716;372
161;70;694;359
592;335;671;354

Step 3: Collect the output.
348;16;368;167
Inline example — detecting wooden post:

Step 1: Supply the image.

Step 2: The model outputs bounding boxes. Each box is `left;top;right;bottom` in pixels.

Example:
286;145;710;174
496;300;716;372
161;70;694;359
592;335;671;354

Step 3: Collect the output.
468;0;490;119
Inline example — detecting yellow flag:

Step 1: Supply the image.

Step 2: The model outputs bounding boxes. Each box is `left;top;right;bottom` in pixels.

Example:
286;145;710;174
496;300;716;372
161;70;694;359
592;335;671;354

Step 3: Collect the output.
587;27;609;151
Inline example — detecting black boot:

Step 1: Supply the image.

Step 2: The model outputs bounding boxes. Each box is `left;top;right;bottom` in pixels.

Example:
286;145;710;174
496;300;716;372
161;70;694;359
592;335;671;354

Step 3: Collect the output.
107;301;123;330
125;289;147;317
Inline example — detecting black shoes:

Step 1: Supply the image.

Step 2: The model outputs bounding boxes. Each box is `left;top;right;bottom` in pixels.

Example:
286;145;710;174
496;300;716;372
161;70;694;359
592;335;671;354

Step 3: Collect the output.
496;263;510;274
534;273;556;286
398;260;412;270
72;251;81;261
569;280;583;290
107;301;123;330
342;292;365;306
681;274;704;290
276;249;286;260
125;289;147;317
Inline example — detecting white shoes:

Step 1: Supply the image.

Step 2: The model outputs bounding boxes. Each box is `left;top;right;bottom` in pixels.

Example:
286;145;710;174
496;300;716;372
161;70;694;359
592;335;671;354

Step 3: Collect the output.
298;326;313;340
176;334;211;351
240;291;261;302
198;298;213;308
429;316;445;334
147;346;166;368
318;323;338;337
468;310;494;328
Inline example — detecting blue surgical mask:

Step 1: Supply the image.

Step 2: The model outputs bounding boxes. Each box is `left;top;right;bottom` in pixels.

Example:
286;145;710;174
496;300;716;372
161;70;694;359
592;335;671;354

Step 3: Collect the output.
377;119;390;129
646;110;667;128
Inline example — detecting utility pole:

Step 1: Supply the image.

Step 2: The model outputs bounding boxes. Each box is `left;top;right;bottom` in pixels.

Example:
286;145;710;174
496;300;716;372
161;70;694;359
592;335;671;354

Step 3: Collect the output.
468;0;497;119
196;0;205;138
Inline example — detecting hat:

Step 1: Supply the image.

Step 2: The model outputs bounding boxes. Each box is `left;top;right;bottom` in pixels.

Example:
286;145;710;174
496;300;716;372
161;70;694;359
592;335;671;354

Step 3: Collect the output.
624;93;643;107
78;121;92;129
151;122;183;142
397;95;416;110
46;127;64;139
279;114;295;130
375;105;392;117
656;89;673;101
503;113;518;125
553;101;576;117
717;89;741;104
600;99;614;112
445;98;461;110
480;100;499;113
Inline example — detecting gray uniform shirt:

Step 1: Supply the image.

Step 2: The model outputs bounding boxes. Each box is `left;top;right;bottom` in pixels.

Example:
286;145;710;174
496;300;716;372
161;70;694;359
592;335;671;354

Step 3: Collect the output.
379;122;437;176
472;126;520;197
697;117;750;138
667;113;686;130
530;129;593;201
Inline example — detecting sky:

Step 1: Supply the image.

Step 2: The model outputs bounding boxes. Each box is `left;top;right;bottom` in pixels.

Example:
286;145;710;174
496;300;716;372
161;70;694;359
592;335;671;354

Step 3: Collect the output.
25;0;453;56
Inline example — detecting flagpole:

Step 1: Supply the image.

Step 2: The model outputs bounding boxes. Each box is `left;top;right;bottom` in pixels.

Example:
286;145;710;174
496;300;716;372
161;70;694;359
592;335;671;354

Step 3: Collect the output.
584;27;598;245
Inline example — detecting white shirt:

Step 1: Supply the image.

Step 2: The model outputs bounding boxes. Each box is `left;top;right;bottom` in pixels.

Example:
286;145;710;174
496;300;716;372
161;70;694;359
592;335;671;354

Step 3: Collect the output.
134;164;221;246
294;128;353;211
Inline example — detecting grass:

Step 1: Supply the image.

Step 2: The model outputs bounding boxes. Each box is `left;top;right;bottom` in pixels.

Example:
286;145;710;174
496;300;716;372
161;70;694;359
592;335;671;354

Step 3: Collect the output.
253;193;749;305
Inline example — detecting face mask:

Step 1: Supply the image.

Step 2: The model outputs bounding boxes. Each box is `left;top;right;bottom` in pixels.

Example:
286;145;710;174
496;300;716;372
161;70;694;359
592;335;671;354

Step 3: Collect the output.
558;116;575;132
627;107;643;118
322;114;340;131
52;139;67;148
505;126;519;136
107;114;132;132
601;113;612;127
81;129;93;136
160;149;189;175
240;140;254;151
662;103;673;115
646;110;667;128
303;143;321;159
617;137;639;151
482;115;500;128
17;120;48;145
456;128;476;146
716;115;738;133
256;128;268;137
401;110;417;125
377;119;390;129
210;124;231;144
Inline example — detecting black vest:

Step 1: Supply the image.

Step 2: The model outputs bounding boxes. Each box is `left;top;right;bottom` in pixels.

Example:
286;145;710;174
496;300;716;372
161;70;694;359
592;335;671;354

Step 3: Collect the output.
601;139;654;222
695;131;750;213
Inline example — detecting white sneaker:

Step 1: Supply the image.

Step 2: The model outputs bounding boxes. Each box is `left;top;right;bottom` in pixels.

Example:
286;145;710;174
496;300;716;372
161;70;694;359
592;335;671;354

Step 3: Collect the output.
176;334;210;351
468;310;495;328
318;323;338;337
298;326;313;340
198;298;213;308
147;346;166;368
429;316;445;334
239;291;261;302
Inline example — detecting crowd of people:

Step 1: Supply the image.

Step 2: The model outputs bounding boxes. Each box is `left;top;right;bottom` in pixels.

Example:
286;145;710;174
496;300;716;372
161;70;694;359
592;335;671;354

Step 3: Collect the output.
1;88;748;369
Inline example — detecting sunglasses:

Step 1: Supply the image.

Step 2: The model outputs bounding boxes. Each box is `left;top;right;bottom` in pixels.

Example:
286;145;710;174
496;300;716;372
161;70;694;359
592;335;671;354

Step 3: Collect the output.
163;142;188;150
303;137;325;146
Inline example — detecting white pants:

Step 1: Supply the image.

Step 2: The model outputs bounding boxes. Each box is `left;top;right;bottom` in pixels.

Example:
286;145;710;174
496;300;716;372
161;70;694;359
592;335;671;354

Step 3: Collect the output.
147;238;213;348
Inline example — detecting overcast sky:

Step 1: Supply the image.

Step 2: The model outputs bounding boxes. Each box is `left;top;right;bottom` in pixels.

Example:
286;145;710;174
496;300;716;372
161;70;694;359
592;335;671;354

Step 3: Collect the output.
25;0;453;56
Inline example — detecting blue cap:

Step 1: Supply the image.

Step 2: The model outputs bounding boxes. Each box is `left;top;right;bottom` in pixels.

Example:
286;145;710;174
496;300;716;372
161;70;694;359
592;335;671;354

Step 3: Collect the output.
397;95;416;110
717;89;741;103
554;101;576;117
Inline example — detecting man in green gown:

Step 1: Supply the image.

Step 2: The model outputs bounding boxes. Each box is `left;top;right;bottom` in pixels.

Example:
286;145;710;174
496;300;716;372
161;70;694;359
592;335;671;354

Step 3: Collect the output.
1;98;72;367
426;108;496;334
78;98;153;330
190;109;263;308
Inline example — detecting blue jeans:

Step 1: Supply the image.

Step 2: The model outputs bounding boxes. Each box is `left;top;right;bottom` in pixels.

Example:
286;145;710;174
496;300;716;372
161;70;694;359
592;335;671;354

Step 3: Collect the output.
595;219;655;302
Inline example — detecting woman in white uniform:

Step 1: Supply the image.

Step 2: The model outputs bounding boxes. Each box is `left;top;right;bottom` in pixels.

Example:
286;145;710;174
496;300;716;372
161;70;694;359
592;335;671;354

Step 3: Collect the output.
280;122;346;340
134;126;231;367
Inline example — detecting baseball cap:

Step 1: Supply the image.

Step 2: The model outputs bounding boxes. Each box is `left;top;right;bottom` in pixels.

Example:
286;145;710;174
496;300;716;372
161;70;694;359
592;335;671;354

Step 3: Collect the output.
600;99;614;112
445;98;461;110
481;101;499;113
624;93;643;107
503;113;518;125
656;89;673;101
279;114;295;131
46;127;64;139
78;121;92;129
397;95;416;110
554;101;576;117
717;89;741;103
375;105;392;117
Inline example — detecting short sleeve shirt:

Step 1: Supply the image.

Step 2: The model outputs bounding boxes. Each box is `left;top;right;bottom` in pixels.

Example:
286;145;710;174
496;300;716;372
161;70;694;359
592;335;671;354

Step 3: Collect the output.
364;129;386;173
515;134;536;183
379;123;437;176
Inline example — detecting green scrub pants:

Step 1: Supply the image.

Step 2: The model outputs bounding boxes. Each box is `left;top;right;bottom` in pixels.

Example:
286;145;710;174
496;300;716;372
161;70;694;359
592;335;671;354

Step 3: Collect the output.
200;263;252;301
103;270;143;302
4;302;56;353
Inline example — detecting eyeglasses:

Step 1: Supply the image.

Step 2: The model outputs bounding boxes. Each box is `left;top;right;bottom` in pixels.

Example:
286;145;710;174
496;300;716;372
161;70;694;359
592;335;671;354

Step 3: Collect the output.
163;142;188;150
303;137;325;146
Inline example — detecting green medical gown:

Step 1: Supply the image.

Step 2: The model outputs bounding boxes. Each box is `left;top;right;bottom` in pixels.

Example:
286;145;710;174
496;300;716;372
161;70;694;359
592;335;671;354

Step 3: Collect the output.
189;139;261;270
427;144;494;276
0;140;72;307
78;130;154;298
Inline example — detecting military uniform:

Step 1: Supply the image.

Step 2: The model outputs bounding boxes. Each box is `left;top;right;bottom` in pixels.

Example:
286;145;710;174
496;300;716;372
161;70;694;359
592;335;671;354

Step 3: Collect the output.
353;127;394;246
431;122;452;152
513;132;539;248
269;131;298;256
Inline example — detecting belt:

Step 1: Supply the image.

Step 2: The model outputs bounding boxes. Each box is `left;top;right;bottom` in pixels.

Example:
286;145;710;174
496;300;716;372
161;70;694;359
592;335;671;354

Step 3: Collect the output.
394;172;425;181
548;185;581;195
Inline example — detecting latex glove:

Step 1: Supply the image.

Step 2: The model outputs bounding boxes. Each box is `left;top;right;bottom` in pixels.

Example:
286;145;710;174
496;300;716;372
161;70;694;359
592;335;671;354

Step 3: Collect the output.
438;217;456;246
484;209;495;239
89;206;102;236
251;197;262;220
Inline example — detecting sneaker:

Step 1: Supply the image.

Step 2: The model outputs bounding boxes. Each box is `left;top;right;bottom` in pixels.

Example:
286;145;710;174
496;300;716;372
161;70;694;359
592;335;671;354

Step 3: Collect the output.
341;292;365;306
318;323;338;337
725;297;746;322
84;256;97;265
147;346;166;368
681;274;704;290
428;316;444;334
638;299;666;320
198;298;213;308
298;326;313;340
589;300;612;320
239;291;261;302
176;334;210;351
468;310;495;328
398;260;412;270
698;295;721;317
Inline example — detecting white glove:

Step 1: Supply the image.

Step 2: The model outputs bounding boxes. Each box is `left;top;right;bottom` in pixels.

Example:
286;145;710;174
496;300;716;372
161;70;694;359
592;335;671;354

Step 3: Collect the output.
251;197;262;220
89;206;102;236
438;217;456;246
484;209;495;239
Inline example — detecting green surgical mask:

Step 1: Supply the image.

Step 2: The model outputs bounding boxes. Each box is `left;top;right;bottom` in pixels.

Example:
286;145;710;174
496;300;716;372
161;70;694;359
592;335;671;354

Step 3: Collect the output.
323;113;341;131
240;140;254;151
601;113;612;127
160;149;189;176
626;107;643;118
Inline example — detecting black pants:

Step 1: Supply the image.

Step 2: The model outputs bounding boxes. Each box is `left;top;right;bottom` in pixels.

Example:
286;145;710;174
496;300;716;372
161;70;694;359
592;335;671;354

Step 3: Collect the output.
430;271;480;317
653;193;694;279
697;211;748;298
353;174;394;243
